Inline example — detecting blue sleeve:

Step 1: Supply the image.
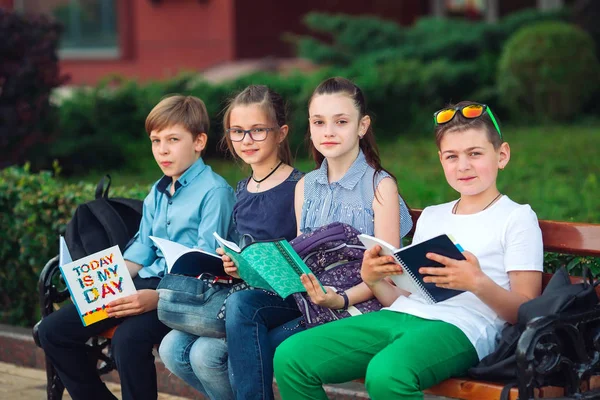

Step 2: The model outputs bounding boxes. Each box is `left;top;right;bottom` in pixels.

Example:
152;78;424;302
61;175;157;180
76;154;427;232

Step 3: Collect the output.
195;186;236;252
123;190;157;267
399;194;413;239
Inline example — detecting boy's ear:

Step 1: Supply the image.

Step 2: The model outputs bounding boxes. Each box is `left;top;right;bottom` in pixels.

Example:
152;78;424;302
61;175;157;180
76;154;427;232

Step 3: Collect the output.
498;142;510;170
438;150;443;164
194;132;208;153
277;125;289;143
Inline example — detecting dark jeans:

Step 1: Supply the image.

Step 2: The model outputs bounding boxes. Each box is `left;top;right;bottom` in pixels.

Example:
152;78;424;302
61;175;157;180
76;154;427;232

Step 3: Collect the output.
37;276;171;400
225;289;302;400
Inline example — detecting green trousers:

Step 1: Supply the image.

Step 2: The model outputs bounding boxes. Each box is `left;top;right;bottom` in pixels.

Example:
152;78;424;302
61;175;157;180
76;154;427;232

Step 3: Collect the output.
274;310;478;400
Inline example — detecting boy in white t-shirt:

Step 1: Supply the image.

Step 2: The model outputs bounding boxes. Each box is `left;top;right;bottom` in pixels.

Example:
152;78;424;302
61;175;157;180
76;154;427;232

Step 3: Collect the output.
273;101;544;399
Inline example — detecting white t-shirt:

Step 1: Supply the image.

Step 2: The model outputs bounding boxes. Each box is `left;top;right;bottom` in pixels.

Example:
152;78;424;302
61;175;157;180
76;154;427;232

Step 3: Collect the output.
385;196;543;359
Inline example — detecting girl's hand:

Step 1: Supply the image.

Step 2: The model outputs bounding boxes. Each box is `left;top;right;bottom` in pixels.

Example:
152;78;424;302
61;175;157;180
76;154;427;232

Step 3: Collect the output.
360;245;403;286
106;289;158;318
300;273;344;310
420;250;486;293
216;247;240;279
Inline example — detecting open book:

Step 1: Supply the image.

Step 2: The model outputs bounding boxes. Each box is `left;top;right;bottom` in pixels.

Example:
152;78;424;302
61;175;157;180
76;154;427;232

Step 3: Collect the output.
213;232;325;298
59;237;137;326
149;236;225;277
358;234;466;304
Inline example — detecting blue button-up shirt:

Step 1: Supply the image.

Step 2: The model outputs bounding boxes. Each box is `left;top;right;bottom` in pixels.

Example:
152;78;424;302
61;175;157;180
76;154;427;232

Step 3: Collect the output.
124;157;236;279
300;150;413;239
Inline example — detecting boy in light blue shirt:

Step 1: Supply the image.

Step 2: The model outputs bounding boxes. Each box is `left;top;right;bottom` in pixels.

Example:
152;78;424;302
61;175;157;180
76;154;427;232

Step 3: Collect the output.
38;95;236;400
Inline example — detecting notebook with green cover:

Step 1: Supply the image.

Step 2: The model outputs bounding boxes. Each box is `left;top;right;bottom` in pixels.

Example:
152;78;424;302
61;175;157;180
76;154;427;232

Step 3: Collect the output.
213;232;325;298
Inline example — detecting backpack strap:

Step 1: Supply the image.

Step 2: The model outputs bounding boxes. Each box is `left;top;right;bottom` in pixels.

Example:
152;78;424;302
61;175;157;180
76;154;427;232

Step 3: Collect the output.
95;175;112;199
86;198;131;250
500;382;517;400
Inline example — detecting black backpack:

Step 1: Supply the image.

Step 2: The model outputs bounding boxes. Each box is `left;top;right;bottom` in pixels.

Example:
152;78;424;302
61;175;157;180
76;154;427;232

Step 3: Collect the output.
65;175;143;260
468;267;599;398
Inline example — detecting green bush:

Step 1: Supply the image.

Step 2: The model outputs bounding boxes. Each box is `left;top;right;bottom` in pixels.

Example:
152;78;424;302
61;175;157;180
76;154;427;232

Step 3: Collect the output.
43;61;490;172
47;74;198;175
0;166;148;326
498;21;600;121
544;252;600;278
293;8;568;67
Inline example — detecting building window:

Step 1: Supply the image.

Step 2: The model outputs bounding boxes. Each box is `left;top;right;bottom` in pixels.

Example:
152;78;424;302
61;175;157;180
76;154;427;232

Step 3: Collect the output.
15;0;119;59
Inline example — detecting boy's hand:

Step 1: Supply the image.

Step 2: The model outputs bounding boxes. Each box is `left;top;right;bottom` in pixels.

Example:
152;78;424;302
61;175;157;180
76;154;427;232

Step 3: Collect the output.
420;250;486;293
360;245;402;286
106;289;159;318
216;247;240;279
300;274;344;310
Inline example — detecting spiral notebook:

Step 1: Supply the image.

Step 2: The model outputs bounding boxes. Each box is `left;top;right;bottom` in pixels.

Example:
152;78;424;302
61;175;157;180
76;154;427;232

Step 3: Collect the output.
358;234;466;304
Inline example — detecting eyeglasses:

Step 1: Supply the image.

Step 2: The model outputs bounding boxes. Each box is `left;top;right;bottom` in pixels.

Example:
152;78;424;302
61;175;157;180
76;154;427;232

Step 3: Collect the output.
226;127;274;142
433;103;502;139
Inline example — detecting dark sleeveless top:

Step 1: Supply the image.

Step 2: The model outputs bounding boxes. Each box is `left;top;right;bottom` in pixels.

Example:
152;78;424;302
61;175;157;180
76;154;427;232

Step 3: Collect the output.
233;169;304;246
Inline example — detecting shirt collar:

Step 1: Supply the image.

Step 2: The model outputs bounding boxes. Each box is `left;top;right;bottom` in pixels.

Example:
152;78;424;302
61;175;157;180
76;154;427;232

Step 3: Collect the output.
315;150;368;190
156;157;207;194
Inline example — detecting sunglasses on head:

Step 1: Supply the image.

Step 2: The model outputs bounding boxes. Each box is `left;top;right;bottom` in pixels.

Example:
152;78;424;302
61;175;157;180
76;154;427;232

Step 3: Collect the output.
433;103;502;139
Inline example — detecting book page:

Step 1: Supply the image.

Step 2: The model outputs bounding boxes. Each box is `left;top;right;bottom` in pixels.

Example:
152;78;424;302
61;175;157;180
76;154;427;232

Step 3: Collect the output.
213;232;241;253
59;236;73;266
59;245;136;326
358;234;421;295
150;236;219;273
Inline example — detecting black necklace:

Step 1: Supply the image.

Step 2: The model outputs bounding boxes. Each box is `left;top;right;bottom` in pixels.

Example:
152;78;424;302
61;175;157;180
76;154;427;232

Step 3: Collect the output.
251;160;283;190
452;193;503;215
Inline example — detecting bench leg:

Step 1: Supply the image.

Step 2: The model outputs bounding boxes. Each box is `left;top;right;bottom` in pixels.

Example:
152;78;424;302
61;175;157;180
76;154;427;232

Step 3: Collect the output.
45;354;65;400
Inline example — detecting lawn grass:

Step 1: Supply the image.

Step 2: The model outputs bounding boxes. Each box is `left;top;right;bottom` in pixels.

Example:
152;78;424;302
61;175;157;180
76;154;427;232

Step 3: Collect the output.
65;124;599;223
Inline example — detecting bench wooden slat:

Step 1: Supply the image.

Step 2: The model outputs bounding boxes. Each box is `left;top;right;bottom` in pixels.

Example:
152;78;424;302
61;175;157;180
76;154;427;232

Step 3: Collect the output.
539;220;600;257
101;326;117;339
425;378;565;399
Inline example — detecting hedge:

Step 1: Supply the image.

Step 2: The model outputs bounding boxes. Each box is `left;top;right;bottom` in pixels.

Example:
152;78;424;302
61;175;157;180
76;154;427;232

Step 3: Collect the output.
0;166;148;326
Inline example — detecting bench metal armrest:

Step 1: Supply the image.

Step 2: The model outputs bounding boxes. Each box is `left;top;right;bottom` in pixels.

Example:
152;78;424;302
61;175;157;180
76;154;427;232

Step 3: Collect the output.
516;307;600;399
33;255;70;347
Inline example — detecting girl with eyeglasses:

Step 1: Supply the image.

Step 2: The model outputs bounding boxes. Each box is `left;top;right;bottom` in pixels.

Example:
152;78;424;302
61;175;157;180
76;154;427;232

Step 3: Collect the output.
225;77;413;400
158;85;303;400
273;100;543;400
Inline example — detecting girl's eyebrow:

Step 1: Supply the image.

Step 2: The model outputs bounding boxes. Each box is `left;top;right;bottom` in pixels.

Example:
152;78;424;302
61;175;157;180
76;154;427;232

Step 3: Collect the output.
229;123;270;128
310;113;351;118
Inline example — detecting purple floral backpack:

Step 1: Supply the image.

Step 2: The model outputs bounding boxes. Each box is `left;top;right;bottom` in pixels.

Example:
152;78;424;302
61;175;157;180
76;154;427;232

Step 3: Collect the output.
289;222;383;328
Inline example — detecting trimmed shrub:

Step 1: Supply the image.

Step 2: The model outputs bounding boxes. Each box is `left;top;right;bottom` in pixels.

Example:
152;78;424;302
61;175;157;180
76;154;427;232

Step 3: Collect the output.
293;8;569;68
0;166;148;326
498;21;600;121
0;9;66;169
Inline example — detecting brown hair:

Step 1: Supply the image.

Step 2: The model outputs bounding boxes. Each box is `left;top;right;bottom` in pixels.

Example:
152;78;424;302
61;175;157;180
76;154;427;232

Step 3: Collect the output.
221;85;293;165
145;95;209;141
434;101;504;150
308;77;396;183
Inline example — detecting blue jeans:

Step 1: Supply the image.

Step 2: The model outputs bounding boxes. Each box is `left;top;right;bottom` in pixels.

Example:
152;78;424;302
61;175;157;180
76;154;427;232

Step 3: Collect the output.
225;289;302;400
159;330;233;400
268;316;306;349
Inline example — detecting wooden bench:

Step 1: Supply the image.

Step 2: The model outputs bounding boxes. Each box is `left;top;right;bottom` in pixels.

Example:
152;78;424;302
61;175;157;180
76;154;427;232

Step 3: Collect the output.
33;210;600;400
